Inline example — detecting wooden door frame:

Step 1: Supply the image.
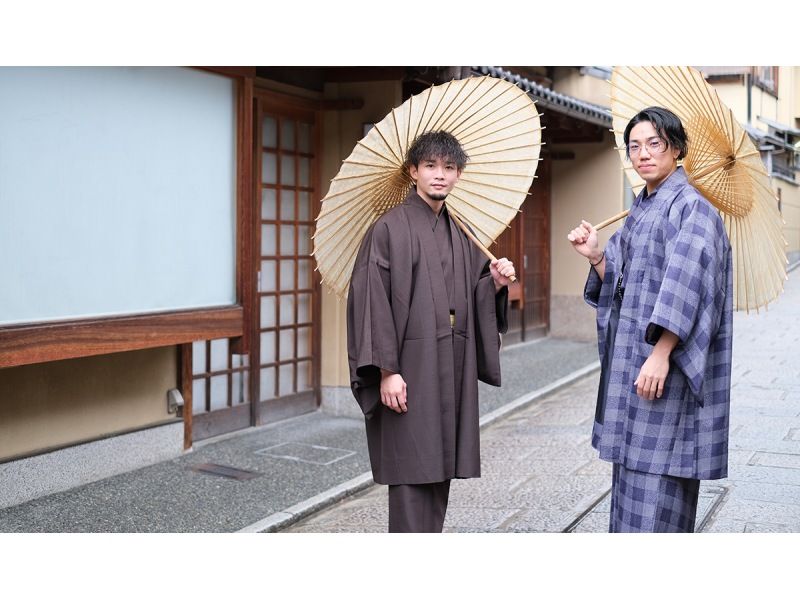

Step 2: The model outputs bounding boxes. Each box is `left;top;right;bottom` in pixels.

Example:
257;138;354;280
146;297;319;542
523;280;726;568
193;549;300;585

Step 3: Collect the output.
252;88;323;427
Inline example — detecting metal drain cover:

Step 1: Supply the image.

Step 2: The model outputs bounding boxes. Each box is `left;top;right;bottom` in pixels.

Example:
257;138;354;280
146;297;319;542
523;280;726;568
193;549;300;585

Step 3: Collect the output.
188;463;262;481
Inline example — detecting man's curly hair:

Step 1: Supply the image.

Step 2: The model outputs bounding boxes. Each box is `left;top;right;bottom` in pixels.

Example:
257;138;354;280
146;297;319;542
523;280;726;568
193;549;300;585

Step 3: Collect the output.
405;130;468;170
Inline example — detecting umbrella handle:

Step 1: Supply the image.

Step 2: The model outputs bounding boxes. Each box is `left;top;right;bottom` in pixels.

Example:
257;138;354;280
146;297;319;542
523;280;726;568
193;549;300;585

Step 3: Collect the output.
594;209;629;231
449;210;517;284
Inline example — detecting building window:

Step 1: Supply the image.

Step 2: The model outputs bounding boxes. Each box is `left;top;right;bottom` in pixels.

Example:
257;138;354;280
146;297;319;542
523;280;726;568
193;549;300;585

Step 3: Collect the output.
754;66;779;96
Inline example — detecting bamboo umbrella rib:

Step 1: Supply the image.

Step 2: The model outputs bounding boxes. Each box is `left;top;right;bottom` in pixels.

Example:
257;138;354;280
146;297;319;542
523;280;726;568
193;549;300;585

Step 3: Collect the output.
462;172;537;182
469;143;542;158
664;65;716;122
427;79;479;133
613;69;687;115
403;95;413;158
667;67;718;127
736;219;750;313
455;101;535;143
370;123;404;165
467;158;543;167
450;187;524;215
443;78;507;135
733;129;751;156
391;107;405;163
457;176;537;196
435;78;491;134
420;80;456;134
314;211;374;261
687;67;729;132
462;138;544;159
316;178;411;227
317;186;395;250
461;125;541;154
755;230;787;295
320;173;412;202
341;160;403;171
320;185;411;228
751;199;790;280
355;138;402;167
639;67;697;117
460;114;541;148
445;78;499;130
445;81;518;137
410;86;432;146
453;93;530;140
743;208;765;310
448;192;517;228
461;116;542;154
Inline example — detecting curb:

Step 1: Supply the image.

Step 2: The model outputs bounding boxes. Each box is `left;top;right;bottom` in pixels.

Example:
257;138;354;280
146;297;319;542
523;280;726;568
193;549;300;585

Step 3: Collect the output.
237;360;601;533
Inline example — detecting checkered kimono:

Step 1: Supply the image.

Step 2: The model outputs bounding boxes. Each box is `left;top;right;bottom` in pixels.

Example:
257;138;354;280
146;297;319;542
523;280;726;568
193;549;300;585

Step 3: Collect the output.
585;167;732;480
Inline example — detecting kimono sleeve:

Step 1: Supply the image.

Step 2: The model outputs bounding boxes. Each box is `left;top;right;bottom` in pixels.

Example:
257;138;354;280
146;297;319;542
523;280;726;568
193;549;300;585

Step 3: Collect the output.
645;197;728;402
474;259;508;386
346;222;401;417
584;231;621;309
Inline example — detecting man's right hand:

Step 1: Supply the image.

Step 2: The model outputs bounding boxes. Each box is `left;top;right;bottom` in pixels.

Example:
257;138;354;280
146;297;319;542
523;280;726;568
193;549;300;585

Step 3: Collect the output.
567;220;600;260
380;370;407;414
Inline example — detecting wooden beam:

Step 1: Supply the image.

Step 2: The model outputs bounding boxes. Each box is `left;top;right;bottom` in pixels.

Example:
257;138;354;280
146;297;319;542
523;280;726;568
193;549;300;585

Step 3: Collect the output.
179;343;193;451
0;307;244;369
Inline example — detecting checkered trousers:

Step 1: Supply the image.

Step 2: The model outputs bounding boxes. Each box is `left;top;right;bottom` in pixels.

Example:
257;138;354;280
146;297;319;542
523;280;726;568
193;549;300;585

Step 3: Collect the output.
610;463;700;533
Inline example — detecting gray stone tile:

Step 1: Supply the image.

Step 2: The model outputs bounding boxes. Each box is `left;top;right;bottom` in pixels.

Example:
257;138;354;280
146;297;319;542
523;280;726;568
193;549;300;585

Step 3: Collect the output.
521;407;594;426
479;458;591;477
511;475;609;515
726;464;800;485
571;459;613;477
743;522;797;533
724;481;800;506
570;512;609;533
748;451;800;469
496;508;574;532
443;507;521;531
711;498;800;528
701;518;749;533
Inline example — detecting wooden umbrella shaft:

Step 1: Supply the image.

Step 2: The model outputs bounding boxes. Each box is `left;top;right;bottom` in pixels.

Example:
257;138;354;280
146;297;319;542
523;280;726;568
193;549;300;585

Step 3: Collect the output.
448;209;517;284
595;209;629;231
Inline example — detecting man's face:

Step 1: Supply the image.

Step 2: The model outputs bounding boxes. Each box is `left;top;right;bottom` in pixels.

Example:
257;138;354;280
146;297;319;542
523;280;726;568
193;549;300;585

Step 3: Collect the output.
628;121;680;191
408;156;461;202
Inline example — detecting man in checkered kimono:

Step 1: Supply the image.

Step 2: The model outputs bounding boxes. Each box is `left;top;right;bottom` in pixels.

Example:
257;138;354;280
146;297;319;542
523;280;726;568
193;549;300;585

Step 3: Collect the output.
568;107;733;532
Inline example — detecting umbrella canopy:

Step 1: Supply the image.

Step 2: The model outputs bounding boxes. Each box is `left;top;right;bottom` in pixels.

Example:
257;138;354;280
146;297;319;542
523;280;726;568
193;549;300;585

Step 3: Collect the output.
313;75;542;297
607;65;787;312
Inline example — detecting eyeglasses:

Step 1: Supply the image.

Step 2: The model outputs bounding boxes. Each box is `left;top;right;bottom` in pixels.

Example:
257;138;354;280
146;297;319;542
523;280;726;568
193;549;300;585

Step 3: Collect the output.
627;138;668;156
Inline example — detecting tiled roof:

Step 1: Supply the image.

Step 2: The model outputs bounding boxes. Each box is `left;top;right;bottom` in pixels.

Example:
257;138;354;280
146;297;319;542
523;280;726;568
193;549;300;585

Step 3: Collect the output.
474;66;611;128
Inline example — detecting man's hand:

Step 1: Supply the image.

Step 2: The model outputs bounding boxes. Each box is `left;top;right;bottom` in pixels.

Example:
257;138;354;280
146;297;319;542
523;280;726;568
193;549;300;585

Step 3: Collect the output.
567;220;600;260
490;257;515;292
634;352;670;401
380;370;407;414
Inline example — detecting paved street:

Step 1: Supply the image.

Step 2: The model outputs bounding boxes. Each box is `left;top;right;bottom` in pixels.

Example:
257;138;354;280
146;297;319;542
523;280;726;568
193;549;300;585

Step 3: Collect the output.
285;268;800;533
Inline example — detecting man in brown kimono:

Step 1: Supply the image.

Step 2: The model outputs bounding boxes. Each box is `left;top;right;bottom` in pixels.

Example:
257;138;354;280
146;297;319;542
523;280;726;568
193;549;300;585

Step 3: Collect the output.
347;131;515;532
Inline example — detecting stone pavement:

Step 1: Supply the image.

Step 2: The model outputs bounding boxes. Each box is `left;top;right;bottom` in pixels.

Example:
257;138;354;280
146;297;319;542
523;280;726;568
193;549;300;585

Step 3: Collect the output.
285;266;800;533
0;337;598;533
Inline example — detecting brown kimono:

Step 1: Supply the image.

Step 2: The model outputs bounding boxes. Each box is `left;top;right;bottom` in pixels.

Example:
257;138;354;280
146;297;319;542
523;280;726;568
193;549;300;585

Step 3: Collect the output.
347;190;508;486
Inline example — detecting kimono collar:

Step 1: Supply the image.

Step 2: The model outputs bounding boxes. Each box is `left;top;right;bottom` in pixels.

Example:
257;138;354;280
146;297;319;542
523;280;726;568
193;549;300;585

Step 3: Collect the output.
405;188;449;230
640;165;688;203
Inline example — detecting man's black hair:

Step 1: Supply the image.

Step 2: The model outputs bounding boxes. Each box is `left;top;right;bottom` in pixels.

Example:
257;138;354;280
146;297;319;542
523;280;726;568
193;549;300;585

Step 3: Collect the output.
623;106;689;160
406;130;468;170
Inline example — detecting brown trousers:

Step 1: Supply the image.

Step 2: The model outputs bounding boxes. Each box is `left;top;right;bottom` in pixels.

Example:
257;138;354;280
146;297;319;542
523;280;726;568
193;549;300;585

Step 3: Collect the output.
388;480;451;533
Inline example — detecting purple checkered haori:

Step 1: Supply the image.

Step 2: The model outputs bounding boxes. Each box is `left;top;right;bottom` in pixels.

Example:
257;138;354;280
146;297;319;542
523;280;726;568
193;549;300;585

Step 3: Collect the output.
584;167;733;481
